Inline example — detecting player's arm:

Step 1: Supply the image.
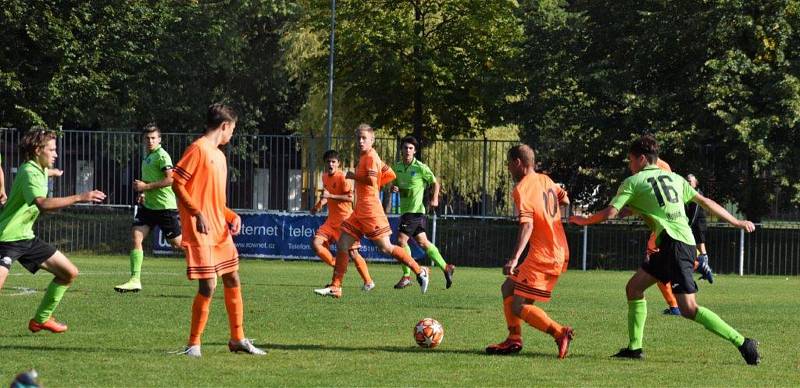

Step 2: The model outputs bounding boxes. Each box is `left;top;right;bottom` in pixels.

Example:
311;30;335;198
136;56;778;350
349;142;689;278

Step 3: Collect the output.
556;184;569;206
311;194;327;215
429;180;441;208
134;169;175;192
0;165;6;204
692;193;755;232
324;191;353;202
47;168;63;178
569;206;619;226
224;207;242;236
505;221;533;276
33;191;106;211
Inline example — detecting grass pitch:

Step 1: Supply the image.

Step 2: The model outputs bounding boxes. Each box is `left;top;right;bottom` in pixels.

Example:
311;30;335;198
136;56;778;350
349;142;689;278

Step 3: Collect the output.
1;256;798;387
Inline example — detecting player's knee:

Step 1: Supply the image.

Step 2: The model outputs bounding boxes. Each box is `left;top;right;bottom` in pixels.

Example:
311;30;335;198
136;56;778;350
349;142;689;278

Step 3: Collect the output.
624;282;643;300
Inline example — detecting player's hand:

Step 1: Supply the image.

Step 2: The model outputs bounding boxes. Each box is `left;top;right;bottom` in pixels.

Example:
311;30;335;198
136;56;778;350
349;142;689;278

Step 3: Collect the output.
345;171;355;179
133;179;147;192
321;190;331;199
737;220;756;233
429;197;439;208
569;215;588;226
391;185;399;193
48;168;64;177
0;190;6;205
229;215;242;236
195;214;209;234
310;206;318;215
137;193;145;204
503;258;519;276
79;190;106;203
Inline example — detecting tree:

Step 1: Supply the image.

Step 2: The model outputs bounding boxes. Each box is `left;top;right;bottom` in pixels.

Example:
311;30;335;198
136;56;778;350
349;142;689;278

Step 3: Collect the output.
295;0;522;144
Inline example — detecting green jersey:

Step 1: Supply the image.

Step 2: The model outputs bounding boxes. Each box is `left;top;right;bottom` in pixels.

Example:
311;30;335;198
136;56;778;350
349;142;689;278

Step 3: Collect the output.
0;160;48;241
609;165;698;245
142;146;177;210
392;158;435;214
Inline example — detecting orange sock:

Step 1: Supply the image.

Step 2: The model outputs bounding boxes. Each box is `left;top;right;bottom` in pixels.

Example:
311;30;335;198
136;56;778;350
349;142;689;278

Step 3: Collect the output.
519;304;564;338
391;246;421;274
331;249;349;288
503;296;522;340
224;286;245;341
188;293;212;345
658;282;678;308
350;249;373;284
316;243;336;267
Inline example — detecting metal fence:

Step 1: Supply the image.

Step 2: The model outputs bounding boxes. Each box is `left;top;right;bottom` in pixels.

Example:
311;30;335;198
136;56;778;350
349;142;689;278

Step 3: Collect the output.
0;129;516;216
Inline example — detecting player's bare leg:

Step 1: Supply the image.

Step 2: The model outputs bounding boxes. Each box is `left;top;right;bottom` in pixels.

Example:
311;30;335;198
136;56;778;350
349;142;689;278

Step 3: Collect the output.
415;232;454;289
29;251;78;333
373;236;429;293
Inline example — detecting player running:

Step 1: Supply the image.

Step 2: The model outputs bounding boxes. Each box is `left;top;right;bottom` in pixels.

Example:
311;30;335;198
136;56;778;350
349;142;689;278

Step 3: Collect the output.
570;134;760;365
0;128;106;333
311;150;374;291
171;103;265;357
485;145;574;358
314;124;429;298
115;124;182;293
388;136;455;290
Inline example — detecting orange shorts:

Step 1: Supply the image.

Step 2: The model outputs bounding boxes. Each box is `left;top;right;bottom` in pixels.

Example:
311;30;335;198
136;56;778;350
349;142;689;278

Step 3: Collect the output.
183;238;239;280
341;213;391;241
510;263;560;302
315;220;361;249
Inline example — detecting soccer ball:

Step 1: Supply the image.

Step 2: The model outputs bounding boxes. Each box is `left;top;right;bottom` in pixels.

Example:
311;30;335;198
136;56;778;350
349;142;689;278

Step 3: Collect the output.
414;318;444;348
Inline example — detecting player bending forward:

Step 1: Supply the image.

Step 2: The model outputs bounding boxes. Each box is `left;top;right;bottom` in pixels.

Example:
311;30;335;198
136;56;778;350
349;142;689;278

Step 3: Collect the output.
0;128;106;333
570;134;759;365
314;124;429;298
172;103;265;357
485;145;574;359
311;149;374;291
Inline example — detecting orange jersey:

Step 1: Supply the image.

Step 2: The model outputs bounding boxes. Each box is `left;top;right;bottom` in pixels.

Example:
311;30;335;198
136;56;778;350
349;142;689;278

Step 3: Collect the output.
353;149;384;219
513;172;570;275
173;137;235;247
655;158;672;173
322;170;353;224
378;163;395;187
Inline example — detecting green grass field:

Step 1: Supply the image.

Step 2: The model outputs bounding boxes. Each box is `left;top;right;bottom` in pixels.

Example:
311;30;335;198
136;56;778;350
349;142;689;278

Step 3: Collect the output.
1;256;798;387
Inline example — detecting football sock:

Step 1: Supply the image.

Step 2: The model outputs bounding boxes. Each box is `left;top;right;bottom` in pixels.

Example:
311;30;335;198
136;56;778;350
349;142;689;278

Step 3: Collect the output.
425;244;447;271
316;244;336;267
391;246;421;274
627;299;647;350
519;304;564;338
331;249;350;288
188;293;212;345
33;281;69;323
503;296;522;340
224;286;245;342
401;245;413;277
694;306;745;347
657;282;678;308
350;249;373;284
130;249;144;279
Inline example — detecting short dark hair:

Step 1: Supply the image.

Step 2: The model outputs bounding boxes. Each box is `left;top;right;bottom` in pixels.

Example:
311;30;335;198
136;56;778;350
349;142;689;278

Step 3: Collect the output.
206;103;238;130
141;123;160;136
322;149;339;161
400;135;418;149
507;144;535;167
20;126;58;161
629;133;659;163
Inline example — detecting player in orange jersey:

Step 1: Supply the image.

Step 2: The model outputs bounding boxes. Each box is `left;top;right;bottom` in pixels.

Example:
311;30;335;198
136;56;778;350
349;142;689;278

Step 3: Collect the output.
314;124;429;298
171;103;265;357
485;145;574;358
311;149;374;291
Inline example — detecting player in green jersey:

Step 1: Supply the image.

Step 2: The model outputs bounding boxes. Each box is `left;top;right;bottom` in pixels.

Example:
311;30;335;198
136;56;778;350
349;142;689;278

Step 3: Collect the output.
570;134;760;365
115;124;182;293
388;136;455;289
0;128;106;333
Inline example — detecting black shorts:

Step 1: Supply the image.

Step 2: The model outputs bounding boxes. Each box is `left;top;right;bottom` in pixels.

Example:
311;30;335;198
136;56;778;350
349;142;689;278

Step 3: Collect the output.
133;206;182;240
691;225;707;244
0;238;58;274
642;233;698;294
398;213;428;237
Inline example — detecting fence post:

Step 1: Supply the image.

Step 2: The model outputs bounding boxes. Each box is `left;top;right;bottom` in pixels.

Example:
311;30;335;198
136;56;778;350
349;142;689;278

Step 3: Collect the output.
481;136;488;217
739;228;745;276
582;225;588;271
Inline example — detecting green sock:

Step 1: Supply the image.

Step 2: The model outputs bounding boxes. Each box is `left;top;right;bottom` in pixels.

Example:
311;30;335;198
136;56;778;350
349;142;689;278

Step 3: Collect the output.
33;281;69;323
425;244;447;270
694;306;745;347
401;245;413;277
130;249;144;279
627;299;647;350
